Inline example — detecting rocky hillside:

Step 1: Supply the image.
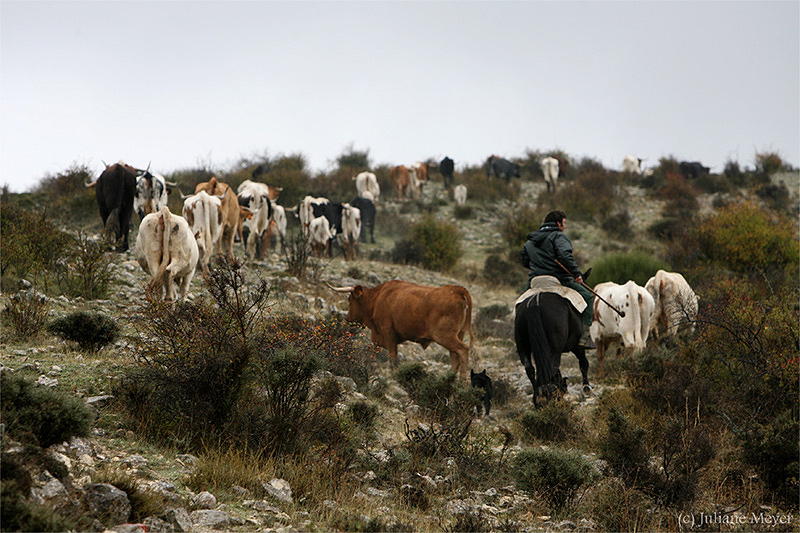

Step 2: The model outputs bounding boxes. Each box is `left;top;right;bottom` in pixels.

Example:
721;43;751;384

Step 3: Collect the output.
2;173;797;532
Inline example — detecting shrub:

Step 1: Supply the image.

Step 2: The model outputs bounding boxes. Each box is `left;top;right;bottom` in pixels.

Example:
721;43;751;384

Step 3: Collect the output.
741;409;799;505
512;446;597;510
519;401;581;443
395;215;462;272
588;251;670;287
723;159;748;187
678;201;798;283
47;311;119;351
548;167;618;223
453;204;473;219
588;479;656;532
755;181;792;213
597;408;652;486
497;204;545;258
0;200;72;292
482;254;526;289
93;468;165;522
33;163;98;227
54;233;113;299
755;150;785;180
1;481;74;533
600;209;634;241
282;229;314;279
2;289;49;339
1;372;93;447
660;172;699;220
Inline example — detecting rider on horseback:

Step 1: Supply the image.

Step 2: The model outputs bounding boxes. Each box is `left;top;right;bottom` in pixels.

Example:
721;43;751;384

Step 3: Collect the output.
520;210;596;349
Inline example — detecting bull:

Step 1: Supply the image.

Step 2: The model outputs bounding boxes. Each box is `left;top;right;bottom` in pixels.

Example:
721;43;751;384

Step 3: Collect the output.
327;280;474;379
85;161;138;252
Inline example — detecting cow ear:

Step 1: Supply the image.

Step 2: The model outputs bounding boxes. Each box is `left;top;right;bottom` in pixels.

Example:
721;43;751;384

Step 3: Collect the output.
353;286;363;299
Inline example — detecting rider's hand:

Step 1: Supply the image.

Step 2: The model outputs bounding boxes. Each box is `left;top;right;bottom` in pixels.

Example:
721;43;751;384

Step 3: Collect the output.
575;275;583;284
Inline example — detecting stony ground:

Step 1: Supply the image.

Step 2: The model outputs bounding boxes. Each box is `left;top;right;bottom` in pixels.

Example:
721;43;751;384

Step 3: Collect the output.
2;174;797;532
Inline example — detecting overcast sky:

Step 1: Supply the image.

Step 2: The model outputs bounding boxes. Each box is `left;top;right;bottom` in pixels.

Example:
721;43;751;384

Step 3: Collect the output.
2;1;798;193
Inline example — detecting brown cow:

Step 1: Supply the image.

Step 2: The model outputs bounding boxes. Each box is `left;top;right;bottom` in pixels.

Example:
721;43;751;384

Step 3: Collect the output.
194;177;238;261
390;165;411;199
328;280;474;379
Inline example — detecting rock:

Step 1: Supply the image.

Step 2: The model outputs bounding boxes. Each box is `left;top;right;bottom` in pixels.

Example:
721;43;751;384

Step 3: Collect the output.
86;395;114;407
110;524;148;533
190;509;230;529
143;517;173;533
262;478;293;503
231;485;251;499
31;475;71;511
36;375;58;387
121;455;148;469
176;454;199;468
192;491;217;509
164;507;192;532
82;483;131;526
243;500;281;513
446;499;470;515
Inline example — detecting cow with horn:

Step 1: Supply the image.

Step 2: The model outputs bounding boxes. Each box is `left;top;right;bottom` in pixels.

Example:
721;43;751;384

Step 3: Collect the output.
327;280;474;379
85;160;138;252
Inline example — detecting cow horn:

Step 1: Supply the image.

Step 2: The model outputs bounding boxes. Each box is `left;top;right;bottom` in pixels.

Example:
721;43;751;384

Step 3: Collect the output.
164;179;178;187
325;281;354;293
178;188;193;200
85;177;98;188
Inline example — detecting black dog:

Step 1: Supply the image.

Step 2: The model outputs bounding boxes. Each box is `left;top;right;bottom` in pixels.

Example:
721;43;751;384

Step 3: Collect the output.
470;369;494;416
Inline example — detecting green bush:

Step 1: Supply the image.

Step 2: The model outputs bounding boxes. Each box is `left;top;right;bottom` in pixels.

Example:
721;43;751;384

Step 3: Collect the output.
741;409;799;505
47;311;119;351
2;290;50;339
497;205;546;259
597;408;652;486
588;251;670;287
394;215;462;272
512;446;597;510
482;254;526;289
0;200;72;292
54;233;113;299
1;480;74;533
547;167;618;223
519;401;581;443
1;372;93;447
678;201;799;283
660;172;699;220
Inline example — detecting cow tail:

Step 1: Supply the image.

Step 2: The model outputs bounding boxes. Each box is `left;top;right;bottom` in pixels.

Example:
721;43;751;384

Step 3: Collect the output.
148;207;171;293
528;300;555;386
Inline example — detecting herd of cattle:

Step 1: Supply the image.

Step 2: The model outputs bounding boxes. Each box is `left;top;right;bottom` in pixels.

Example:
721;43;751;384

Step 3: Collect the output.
83;156;701;391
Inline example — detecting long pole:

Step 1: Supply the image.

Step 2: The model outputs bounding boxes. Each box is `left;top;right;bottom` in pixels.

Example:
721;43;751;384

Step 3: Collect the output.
554;259;626;318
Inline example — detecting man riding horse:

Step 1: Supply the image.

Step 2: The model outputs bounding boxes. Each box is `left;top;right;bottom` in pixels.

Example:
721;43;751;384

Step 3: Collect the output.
520;210;595;350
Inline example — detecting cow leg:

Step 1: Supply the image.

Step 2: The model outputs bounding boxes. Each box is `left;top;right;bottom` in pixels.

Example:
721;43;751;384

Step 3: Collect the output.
596;339;608;377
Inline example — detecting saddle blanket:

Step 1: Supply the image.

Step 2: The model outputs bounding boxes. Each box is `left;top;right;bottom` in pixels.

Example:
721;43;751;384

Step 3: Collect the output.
514;275;587;314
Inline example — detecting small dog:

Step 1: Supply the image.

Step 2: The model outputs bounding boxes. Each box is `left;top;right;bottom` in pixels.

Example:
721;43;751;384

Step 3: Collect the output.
470;369;494;416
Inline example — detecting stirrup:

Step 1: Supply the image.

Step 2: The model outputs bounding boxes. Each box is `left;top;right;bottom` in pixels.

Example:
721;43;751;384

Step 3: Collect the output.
578;337;596;350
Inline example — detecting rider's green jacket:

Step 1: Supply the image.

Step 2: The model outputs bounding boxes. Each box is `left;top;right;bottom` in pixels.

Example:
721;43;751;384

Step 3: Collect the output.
520;222;582;285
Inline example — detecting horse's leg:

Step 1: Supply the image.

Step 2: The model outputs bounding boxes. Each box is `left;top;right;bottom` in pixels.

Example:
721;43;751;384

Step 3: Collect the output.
518;351;538;404
574;346;592;395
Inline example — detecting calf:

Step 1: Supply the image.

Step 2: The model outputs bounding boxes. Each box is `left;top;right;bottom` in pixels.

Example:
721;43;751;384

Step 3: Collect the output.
135;206;199;301
182;190;225;273
454;184;467;206
337;204;361;261
308;215;333;258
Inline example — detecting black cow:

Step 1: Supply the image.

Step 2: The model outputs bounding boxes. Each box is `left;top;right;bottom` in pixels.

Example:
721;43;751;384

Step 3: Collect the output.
350;196;376;243
486;156;521;181
679;161;711;179
439;156;455;189
312;201;344;257
87;162;138;252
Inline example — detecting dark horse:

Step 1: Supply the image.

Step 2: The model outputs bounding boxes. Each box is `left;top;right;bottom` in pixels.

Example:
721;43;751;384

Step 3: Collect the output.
514;291;591;406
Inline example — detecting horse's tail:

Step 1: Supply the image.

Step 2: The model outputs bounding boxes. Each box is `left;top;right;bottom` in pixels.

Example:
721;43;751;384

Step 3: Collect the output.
528;298;556;386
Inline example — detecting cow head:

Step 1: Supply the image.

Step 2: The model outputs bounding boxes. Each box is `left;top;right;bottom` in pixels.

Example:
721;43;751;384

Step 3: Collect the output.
326;283;366;324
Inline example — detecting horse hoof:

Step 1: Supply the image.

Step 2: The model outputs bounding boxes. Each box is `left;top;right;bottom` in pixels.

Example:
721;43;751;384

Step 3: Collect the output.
582;385;593;396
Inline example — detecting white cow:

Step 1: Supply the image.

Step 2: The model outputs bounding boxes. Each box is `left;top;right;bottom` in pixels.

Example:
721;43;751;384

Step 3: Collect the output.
622;155;644;175
645;270;699;339
297;196;330;236
308;215;333;258
266;204;287;254
134;172;173;222
182;190;224;273
354;172;380;202
337;204;361;261
590;280;655;375
540;157;559;192
453;184;468;206
135;206;199;301
237;180;283;259
409;162;428;199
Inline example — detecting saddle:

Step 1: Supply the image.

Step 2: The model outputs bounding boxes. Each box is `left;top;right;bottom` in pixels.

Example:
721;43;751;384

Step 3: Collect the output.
514;275;587;314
